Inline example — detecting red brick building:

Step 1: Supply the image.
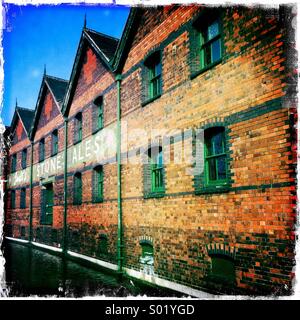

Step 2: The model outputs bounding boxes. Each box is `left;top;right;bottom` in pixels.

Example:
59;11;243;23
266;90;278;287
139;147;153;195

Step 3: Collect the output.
3;5;297;296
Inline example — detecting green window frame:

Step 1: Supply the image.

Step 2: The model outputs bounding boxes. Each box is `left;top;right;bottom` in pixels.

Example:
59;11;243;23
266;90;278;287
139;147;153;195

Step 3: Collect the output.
198;18;222;70
21;149;27;169
139;240;154;265
11;154;17;173
73;172;82;205
151;148;164;193
11;190;16;209
39;138;45;162
20;187;26;209
92;166;103;203
204;127;227;186
74;113;82;144
142;51;162;105
51;129;58;156
97;234;108;255
93;96;103;133
210;254;236;285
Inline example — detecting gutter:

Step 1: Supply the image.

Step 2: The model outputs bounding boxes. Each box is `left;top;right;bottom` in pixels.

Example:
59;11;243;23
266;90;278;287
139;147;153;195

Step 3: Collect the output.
29;141;34;243
63;118;68;254
116;74;123;276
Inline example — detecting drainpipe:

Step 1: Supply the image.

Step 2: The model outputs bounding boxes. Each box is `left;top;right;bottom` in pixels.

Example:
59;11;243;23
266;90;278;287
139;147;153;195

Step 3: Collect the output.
63;117;68;255
29;141;34;243
116;74;123;276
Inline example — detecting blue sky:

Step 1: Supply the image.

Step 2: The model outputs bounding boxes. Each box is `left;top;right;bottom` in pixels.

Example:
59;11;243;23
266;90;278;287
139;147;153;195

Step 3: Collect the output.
1;3;130;126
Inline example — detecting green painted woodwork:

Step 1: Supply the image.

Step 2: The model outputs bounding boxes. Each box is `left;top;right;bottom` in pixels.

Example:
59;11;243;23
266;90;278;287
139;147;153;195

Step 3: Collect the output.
98;234;108;255
151;150;164;193
52;130;58;156
92;166;103;203
41;183;53;225
63;118;68;254
20;188;26;209
39;138;45;162
21;149;27;169
29;141;34;242
73;173;82;205
74;113;82;144
148;59;162;99
211;255;236;284
11;190;16;209
204;127;227;185
11;154;17;173
116;74;123;275
141;243;153;257
199;19;222;70
97;101;104;131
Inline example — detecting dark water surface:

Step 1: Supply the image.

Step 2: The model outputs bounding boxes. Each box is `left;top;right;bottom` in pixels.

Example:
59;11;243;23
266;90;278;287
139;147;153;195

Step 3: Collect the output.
2;241;185;298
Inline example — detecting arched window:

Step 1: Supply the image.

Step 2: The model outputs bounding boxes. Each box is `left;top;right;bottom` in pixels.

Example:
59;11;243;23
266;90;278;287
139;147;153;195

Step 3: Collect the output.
97;234;108;255
74;113;82;144
204;127;227;185
73;172;82;205
139;240;154;266
210;254;236;285
51;129;58;156
92;165;103;203
92;96;103;133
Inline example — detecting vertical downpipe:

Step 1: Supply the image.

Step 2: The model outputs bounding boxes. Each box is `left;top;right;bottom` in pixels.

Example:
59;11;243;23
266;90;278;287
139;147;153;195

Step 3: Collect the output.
63;118;68;255
116;74;123;276
29;141;34;243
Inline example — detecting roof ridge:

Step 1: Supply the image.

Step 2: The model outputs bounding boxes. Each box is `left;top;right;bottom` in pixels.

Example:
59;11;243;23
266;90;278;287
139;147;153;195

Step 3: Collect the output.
84;28;120;42
45;74;68;83
16;106;35;112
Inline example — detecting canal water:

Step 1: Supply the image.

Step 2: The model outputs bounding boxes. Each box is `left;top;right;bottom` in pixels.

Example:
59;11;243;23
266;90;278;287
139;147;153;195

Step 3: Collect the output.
1;241;185;298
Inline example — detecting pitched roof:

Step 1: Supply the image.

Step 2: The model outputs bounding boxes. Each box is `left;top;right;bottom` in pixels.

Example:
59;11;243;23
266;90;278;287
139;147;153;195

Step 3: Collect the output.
111;8;139;72
16;107;35;134
30;74;67;140
62;27;120;116
45;75;68;108
84;29;119;61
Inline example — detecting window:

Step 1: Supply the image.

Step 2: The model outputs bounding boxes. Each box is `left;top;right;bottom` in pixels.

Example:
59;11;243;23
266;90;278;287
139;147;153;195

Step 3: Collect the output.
204;127;227;185
39;138;45;162
11;190;16;209
20;226;26;238
51;130;58;156
97;234;108;255
20;188;26;209
142;51;162;104
139;240;154;272
21;149;27;169
210;255;236;284
11;154;17;173
92;96;103;133
74;113;82;144
199;18;222;70
150;147;164;193
92;166;103;203
73;172;82;205
189;10;223;77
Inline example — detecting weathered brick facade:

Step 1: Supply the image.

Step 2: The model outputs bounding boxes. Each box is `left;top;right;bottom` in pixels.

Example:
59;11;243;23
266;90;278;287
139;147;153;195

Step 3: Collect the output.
3;5;297;296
